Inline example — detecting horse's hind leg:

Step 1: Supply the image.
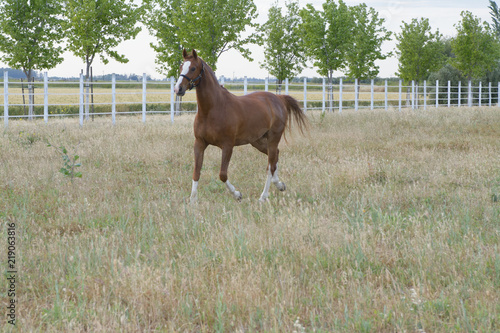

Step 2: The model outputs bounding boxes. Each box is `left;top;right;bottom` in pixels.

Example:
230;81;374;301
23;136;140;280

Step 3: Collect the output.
259;140;286;202
220;145;242;201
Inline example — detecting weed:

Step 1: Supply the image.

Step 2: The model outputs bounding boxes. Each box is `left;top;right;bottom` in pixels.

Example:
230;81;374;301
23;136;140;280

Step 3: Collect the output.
46;141;82;182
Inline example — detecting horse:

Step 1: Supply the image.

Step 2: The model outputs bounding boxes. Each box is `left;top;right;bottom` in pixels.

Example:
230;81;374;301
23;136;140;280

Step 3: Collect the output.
174;49;307;203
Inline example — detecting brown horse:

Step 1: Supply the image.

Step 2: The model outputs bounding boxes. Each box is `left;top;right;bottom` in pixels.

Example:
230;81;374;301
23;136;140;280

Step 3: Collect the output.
175;49;307;203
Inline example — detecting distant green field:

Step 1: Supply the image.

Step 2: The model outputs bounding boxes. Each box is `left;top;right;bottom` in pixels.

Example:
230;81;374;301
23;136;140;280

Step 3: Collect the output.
1;108;499;331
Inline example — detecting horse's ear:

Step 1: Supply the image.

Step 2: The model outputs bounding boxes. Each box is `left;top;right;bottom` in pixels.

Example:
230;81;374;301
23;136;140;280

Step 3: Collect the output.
192;49;198;59
182;49;188;59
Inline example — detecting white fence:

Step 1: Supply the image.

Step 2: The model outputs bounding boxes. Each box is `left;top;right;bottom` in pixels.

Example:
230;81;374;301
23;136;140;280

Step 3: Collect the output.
1;71;499;128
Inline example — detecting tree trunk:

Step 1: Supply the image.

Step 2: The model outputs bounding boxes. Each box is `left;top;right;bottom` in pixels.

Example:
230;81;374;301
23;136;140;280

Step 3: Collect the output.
276;80;282;95
327;71;334;112
85;62;91;121
175;95;182;115
356;78;361;110
27;69;34;121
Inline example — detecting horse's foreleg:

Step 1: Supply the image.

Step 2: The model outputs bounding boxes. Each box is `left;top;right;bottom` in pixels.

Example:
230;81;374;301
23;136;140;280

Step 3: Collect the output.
191;139;207;203
220;145;242;201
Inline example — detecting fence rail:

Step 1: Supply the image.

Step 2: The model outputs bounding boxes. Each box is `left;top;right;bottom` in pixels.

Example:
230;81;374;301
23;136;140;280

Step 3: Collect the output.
1;71;499;128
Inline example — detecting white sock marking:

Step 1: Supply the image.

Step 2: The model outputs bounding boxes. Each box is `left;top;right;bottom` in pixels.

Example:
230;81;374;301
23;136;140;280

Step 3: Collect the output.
190;179;198;203
260;164;285;202
259;167;273;202
225;180;242;200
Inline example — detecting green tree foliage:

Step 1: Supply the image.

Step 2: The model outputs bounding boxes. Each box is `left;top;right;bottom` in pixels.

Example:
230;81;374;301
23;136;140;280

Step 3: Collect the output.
62;0;142;80
0;0;64;119
143;0;260;76
395;18;445;83
450;11;500;81
191;0;260;68
489;0;500;38
344;3;392;81
260;0;305;93
142;0;184;78
428;64;465;105
299;0;353;111
299;0;353;84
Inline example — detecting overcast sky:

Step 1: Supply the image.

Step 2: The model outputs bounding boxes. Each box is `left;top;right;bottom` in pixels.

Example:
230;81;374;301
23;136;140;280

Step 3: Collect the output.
0;0;492;79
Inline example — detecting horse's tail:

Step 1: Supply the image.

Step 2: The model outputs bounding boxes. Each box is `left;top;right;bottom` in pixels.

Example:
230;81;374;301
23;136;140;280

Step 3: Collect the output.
279;95;308;135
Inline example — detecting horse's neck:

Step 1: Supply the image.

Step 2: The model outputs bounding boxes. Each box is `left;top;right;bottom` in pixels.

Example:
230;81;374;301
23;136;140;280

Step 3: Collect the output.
196;62;222;113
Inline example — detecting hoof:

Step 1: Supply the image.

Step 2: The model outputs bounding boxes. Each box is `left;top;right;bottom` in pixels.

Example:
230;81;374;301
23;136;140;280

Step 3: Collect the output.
274;181;286;192
234;191;242;201
258;195;269;203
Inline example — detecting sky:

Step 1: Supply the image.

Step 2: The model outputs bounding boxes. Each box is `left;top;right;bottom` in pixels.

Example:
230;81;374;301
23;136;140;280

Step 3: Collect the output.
0;0;492;80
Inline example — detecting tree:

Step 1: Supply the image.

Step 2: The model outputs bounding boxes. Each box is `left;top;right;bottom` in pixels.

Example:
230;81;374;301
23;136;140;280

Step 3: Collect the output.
489;0;500;38
260;0;305;94
428;64;465;105
142;0;184;78
143;0;260;76
395;18;445;105
0;0;64;119
395;18;445;83
63;0;141;120
299;0;354;111
63;0;141;80
344;3;392;92
190;0;260;69
450;11;500;81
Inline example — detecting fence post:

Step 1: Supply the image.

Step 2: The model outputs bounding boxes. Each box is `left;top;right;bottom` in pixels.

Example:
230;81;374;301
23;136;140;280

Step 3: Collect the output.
384;80;388;110
458;81;461;107
170;76;175;123
436;80;439;108
3;71;8;128
265;77;268;92
285;78;289;95
423;80;427;110
142;73;147;123
244;76;247;95
468;80;472;107
79;73;84;127
416;82;419;109
498;82;500;106
303;77;307;113
479;81;482;107
398;80;402;111
111;73;116;125
448;80;451;107
370;79;374;110
355;78;359;111
411;80;415;109
489;82;492;106
43;72;49;123
339;78;343;114
322;78;325;114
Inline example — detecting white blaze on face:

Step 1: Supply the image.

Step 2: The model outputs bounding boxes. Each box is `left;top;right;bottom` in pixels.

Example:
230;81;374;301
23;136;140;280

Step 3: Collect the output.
174;61;191;93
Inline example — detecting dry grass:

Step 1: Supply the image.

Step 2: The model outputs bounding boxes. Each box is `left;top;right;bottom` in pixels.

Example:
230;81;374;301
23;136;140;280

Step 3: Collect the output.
1;107;499;332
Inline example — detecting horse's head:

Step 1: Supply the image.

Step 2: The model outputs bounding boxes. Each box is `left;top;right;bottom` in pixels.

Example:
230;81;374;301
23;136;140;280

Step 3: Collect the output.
174;49;205;96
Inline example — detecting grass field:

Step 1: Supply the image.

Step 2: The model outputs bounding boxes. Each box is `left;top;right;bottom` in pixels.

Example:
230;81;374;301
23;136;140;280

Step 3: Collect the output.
1;107;499;332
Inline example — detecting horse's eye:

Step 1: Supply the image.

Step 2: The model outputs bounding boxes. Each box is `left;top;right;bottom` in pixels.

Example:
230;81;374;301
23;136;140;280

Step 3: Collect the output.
191;67;196;72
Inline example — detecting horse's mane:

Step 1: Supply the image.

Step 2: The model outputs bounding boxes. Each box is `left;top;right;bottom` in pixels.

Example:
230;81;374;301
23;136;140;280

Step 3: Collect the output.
201;59;218;81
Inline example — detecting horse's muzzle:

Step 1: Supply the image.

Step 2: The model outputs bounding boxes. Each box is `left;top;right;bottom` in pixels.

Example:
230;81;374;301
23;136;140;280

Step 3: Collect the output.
175;86;186;97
